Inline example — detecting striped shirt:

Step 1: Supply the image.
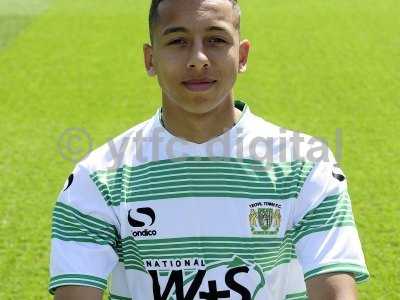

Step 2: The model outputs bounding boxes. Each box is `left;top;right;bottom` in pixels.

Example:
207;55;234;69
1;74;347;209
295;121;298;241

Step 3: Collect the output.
49;100;369;299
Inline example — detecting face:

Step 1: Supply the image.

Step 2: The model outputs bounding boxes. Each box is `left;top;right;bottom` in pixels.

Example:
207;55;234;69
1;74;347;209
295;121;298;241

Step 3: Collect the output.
144;0;250;114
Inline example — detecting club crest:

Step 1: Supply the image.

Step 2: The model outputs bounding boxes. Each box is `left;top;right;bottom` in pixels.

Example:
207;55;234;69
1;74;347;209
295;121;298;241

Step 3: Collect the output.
249;204;281;235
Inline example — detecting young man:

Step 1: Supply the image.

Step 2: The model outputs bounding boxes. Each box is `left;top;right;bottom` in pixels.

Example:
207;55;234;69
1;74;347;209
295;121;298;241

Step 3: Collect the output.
49;0;369;299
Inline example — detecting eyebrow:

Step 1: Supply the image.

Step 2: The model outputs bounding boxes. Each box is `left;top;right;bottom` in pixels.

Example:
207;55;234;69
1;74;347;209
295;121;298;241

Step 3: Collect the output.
162;25;230;36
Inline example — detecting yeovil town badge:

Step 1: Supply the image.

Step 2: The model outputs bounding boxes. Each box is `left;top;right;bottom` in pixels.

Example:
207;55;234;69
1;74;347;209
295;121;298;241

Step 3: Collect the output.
249;202;282;235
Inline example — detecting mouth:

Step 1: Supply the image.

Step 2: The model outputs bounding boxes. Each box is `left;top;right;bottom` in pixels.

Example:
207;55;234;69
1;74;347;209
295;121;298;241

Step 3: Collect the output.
182;80;217;92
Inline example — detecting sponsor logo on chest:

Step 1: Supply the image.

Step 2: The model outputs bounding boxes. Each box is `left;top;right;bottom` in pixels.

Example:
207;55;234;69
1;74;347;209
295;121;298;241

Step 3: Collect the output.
147;256;264;300
128;207;158;237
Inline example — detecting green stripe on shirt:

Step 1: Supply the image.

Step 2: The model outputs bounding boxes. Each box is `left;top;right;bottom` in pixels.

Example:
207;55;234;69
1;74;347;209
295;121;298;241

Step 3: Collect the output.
48;274;107;294
90;158;314;206
304;262;369;283
292;192;355;243
285;291;308;299
52;202;118;247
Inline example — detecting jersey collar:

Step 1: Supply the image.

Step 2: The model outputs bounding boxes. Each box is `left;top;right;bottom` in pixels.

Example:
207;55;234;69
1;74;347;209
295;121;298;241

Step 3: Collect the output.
155;100;252;147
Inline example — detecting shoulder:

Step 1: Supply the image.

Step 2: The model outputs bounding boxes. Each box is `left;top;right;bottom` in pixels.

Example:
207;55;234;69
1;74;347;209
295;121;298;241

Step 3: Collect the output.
77;116;157;173
245;112;335;165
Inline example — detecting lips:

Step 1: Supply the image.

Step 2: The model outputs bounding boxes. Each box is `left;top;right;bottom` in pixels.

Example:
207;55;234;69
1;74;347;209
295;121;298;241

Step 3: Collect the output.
182;79;217;92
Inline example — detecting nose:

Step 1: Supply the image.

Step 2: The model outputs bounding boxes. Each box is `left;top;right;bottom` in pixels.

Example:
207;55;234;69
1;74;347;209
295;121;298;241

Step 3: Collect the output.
186;42;210;71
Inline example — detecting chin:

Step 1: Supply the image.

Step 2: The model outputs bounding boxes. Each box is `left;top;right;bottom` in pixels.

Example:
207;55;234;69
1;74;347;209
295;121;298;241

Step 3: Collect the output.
163;87;229;115
180;95;223;115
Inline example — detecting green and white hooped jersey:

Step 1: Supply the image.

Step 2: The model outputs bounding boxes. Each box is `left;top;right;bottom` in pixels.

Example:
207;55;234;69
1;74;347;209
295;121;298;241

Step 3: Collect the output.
49;101;369;300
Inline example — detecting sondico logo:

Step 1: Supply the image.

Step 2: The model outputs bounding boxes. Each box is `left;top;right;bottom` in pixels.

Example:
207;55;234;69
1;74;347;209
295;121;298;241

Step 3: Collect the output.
128;207;157;237
148;256;265;300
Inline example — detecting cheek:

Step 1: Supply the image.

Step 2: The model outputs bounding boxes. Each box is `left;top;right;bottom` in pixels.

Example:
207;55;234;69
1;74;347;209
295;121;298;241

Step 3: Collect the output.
155;60;180;82
214;47;239;69
218;55;239;78
160;50;186;65
154;59;184;92
157;55;185;79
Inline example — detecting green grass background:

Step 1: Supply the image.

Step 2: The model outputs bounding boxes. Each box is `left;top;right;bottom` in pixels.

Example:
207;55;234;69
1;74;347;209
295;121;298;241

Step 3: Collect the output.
0;0;399;298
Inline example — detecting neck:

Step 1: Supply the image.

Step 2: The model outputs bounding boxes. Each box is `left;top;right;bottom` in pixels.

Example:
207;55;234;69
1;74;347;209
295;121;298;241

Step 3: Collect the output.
161;95;242;144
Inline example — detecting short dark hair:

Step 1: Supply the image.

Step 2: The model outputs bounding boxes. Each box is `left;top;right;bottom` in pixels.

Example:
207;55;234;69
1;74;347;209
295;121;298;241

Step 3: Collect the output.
148;0;241;43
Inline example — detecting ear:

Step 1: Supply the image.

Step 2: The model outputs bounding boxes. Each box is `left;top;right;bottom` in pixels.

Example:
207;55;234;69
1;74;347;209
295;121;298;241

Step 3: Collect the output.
144;43;156;77
238;39;251;73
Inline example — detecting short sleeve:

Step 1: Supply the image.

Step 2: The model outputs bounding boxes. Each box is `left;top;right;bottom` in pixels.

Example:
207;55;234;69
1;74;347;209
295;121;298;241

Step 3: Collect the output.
292;149;369;283
48;163;120;294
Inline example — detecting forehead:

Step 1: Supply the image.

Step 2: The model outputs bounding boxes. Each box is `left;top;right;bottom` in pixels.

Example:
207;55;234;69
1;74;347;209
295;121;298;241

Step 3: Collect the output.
155;0;237;33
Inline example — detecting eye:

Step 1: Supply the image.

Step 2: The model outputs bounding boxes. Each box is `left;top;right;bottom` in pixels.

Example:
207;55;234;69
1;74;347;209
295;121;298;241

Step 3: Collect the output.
168;38;187;46
208;37;226;44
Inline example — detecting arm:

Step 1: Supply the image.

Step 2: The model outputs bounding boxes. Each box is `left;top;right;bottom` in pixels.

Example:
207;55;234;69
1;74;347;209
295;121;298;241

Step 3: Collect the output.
54;286;103;300
292;146;369;299
306;272;357;300
49;163;119;297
